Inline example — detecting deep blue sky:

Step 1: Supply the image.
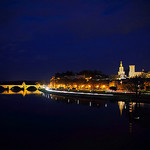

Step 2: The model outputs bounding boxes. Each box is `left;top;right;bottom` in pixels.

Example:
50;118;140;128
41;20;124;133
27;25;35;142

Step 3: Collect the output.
0;0;150;81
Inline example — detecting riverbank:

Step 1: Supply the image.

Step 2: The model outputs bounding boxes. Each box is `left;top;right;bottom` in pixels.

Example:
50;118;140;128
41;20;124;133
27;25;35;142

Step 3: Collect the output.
40;88;114;99
39;88;150;102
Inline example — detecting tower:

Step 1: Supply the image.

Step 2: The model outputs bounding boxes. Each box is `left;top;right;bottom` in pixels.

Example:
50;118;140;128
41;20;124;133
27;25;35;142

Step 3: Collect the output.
118;61;125;79
129;65;135;78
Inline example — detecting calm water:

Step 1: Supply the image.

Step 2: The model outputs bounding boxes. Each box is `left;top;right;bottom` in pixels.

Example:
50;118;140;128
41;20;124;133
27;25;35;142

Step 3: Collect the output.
0;91;150;150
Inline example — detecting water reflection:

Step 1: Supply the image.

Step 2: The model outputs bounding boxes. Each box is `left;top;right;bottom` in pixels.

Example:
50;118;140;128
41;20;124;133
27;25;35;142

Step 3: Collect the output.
123;101;150;135
1;90;150;136
49;94;107;108
41;93;150;135
118;101;125;116
0;89;41;96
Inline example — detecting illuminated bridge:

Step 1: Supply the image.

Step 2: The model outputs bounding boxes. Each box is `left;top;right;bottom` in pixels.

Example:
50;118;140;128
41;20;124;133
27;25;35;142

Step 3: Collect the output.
0;82;42;90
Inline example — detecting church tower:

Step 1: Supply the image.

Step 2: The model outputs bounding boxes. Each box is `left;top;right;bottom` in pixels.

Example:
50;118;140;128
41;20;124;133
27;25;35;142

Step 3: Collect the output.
129;65;135;78
118;61;125;79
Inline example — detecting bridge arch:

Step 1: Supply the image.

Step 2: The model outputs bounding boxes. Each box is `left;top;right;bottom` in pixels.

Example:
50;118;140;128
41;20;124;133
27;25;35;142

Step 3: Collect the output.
26;86;38;91
0;82;41;91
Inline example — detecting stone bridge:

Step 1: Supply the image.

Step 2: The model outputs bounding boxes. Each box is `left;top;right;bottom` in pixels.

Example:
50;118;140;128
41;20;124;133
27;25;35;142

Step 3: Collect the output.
0;82;42;90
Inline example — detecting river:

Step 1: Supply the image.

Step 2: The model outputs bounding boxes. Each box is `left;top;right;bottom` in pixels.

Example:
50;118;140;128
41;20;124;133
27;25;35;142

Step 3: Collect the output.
0;91;150;150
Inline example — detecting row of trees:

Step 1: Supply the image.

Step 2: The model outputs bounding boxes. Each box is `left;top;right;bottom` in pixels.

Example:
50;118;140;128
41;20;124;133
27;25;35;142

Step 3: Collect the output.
55;70;108;79
114;76;150;98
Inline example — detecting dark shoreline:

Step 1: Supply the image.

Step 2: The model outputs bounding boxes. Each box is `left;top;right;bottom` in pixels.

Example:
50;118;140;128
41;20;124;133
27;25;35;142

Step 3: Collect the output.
39;88;150;103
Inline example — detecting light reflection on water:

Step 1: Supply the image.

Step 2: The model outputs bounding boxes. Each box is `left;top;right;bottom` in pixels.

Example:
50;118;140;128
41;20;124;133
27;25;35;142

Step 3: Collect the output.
0;91;150;150
42;93;150;135
0;89;41;96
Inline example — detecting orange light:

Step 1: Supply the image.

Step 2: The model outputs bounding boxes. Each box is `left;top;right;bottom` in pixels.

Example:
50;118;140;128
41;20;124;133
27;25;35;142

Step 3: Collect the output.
74;85;77;88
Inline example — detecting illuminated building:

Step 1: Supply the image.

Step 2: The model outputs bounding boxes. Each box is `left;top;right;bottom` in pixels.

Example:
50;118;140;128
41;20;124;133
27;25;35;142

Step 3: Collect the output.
117;61;149;79
129;65;143;78
118;61;126;79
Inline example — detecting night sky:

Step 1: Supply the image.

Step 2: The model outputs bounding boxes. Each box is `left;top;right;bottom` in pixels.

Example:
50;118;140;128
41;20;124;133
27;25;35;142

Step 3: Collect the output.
0;0;150;81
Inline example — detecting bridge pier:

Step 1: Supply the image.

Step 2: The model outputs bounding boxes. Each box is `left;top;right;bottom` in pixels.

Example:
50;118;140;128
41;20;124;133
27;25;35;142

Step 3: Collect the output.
7;86;11;91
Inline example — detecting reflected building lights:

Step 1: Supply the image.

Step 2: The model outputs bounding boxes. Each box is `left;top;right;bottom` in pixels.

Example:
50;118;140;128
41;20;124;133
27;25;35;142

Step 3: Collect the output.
129;102;133;113
118;101;125;116
13;90;149;136
40;93;148;136
129;102;133;135
124;105;126;109
89;102;92;107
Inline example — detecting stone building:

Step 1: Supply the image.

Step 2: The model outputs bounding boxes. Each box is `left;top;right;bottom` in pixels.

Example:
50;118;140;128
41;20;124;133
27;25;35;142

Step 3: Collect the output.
118;61;126;79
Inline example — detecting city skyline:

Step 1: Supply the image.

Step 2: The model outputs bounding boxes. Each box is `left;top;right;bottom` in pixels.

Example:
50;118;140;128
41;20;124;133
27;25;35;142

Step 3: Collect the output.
0;0;150;81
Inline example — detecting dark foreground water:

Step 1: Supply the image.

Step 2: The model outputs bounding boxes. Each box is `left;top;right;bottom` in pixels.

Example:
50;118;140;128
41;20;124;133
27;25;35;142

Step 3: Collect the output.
0;92;150;150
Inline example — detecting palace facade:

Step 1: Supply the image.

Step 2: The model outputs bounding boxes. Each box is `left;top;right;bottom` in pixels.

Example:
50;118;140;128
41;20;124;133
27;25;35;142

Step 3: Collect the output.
118;61;150;79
